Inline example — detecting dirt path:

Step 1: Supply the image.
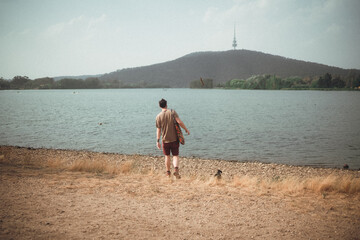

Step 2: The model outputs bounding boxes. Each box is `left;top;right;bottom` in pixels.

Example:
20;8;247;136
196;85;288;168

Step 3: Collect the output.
1;146;359;239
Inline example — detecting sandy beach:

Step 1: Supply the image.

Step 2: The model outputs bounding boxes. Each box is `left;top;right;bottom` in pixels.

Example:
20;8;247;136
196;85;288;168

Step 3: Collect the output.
1;145;360;239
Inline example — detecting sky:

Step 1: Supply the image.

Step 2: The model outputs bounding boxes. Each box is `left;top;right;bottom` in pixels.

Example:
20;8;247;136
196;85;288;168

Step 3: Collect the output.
0;0;359;79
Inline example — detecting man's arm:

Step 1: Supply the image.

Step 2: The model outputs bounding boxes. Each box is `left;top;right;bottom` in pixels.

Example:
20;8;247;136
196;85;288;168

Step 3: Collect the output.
175;117;190;135
156;127;161;149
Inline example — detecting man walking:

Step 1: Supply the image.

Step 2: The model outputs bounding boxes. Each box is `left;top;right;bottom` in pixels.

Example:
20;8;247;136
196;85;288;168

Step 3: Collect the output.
156;98;190;178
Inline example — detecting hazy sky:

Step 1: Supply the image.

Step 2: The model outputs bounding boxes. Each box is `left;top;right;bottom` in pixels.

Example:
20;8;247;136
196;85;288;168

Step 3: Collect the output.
1;0;359;79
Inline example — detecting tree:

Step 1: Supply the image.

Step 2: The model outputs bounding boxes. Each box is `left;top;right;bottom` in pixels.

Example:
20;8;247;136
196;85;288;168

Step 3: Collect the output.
0;78;10;89
256;76;266;89
84;77;100;88
10;76;30;89
228;79;244;88
310;79;319;88
57;78;85;89
331;76;345;88
268;75;282;89
355;74;360;88
318;73;332;88
32;77;55;89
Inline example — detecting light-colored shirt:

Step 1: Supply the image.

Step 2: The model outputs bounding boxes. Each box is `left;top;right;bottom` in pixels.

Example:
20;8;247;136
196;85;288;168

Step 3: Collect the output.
156;109;179;143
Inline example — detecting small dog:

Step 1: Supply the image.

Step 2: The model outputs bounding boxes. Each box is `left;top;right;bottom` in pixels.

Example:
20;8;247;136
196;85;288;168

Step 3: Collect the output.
214;169;222;179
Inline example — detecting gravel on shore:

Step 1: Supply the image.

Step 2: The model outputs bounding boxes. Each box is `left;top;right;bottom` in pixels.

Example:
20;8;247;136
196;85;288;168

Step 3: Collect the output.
1;145;359;182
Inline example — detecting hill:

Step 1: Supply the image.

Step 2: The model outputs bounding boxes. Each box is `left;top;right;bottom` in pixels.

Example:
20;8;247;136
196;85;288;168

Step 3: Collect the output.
99;50;359;88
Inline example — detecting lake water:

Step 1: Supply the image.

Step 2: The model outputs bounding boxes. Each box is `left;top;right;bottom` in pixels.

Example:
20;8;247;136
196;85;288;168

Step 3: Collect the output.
1;89;359;169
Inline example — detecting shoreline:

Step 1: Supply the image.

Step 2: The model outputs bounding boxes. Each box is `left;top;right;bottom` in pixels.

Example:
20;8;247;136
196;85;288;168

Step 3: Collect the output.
1;142;358;170
1;145;360;239
1;145;359;182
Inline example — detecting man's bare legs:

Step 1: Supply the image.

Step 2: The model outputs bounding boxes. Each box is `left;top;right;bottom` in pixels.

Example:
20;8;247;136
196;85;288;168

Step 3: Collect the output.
165;155;180;178
173;155;179;169
173;155;180;178
165;155;171;172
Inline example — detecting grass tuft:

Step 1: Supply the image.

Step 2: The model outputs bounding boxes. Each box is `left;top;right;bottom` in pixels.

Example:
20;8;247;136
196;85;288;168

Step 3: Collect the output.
232;175;258;188
46;157;66;169
231;174;360;195
68;159;106;173
206;176;225;186
304;175;360;194
67;159;135;175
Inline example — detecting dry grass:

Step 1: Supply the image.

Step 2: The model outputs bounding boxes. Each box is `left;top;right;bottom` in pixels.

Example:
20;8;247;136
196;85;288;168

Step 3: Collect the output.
232;175;259;188
25;157;360;196
46;157;66;169
68;159;135;175
232;174;360;195
206;176;226;186
304;175;360;194
45;157;136;175
1;146;359;197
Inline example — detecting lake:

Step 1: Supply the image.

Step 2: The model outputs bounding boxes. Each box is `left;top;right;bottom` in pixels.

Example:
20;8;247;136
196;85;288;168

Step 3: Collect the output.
1;89;359;169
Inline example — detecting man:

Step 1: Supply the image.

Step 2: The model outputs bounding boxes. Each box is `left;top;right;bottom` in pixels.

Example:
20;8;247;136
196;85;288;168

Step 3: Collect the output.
156;98;190;178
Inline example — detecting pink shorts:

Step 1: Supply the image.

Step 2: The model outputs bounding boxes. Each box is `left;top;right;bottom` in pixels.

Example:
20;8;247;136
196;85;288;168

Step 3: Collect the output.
162;141;179;156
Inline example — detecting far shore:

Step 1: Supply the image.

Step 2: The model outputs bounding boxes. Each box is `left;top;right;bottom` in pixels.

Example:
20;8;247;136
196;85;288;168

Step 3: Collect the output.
1;145;360;239
2;87;360;91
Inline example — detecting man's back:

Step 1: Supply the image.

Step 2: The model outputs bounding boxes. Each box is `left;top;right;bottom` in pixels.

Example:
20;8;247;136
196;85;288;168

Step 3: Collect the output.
156;109;178;143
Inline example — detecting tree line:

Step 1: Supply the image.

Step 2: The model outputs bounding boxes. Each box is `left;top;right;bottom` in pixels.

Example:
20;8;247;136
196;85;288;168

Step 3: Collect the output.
0;76;168;90
222;72;360;90
1;72;360;90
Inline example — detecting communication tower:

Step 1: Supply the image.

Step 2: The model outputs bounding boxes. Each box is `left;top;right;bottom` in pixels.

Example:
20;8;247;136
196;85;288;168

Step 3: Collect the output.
232;24;237;50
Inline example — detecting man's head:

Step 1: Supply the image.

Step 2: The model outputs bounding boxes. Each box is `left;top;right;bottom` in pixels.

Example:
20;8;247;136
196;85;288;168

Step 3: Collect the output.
159;98;167;108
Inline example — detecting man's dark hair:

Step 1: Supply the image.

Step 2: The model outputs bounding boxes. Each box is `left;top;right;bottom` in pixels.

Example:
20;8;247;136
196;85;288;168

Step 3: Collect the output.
159;98;167;108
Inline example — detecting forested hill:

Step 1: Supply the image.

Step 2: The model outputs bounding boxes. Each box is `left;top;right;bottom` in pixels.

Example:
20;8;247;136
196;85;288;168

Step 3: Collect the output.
99;50;359;88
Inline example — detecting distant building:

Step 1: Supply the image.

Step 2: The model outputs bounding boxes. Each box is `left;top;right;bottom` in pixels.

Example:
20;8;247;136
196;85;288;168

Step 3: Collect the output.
232;24;237;50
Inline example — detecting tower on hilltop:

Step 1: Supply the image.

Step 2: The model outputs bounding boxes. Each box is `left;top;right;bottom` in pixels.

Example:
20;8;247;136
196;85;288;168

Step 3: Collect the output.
232;24;237;50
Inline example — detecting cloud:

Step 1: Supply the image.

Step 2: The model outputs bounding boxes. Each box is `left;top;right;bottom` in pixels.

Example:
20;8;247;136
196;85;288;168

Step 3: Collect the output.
43;14;107;39
45;21;66;36
87;14;106;32
202;7;219;23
